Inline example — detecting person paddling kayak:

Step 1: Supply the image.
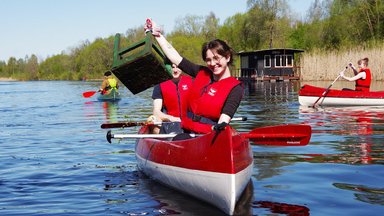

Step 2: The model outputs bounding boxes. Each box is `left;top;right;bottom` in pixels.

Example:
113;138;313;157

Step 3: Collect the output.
99;71;119;95
340;57;371;92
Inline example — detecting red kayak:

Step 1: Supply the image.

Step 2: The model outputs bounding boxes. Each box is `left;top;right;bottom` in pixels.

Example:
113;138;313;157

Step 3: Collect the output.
299;84;384;106
135;125;253;215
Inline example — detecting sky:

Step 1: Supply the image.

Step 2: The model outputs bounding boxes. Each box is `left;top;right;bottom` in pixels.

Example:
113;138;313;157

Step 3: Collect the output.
0;0;313;62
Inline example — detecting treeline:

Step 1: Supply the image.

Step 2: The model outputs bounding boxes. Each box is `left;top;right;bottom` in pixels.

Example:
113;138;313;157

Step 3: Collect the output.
1;0;384;80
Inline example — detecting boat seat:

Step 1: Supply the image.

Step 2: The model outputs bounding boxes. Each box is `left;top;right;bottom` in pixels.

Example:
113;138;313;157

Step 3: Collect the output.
172;133;193;141
160;122;184;134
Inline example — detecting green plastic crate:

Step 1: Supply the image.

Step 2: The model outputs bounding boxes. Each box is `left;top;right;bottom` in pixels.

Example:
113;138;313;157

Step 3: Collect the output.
111;32;172;94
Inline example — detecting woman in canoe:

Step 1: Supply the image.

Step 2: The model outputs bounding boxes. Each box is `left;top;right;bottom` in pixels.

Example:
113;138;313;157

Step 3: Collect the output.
340;57;371;92
150;64;192;134
99;71;119;95
144;19;243;134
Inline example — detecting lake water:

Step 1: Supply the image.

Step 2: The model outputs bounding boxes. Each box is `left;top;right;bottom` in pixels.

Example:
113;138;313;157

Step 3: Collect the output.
1;80;384;215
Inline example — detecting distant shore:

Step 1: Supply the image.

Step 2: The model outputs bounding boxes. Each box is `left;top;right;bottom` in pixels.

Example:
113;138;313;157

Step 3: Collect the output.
0;77;17;81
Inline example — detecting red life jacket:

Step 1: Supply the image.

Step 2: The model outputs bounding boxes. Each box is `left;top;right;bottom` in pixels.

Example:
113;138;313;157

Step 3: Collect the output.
182;68;241;133
160;75;192;118
355;68;371;92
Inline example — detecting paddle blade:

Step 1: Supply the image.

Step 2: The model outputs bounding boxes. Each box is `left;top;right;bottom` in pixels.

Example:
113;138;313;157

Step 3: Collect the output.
242;124;312;146
82;91;97;98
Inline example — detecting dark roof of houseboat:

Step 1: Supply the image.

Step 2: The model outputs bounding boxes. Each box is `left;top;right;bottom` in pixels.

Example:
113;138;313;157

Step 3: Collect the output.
237;48;305;55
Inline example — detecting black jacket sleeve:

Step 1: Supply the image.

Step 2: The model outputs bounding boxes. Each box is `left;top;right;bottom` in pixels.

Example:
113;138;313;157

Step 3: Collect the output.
222;85;243;117
178;57;205;77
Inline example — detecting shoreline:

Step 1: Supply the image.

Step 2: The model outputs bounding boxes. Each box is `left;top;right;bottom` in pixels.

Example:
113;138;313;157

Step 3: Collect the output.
0;77;17;81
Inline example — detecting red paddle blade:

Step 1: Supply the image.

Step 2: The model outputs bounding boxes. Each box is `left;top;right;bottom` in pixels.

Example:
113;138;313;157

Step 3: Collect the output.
242;124;312;146
82;91;97;98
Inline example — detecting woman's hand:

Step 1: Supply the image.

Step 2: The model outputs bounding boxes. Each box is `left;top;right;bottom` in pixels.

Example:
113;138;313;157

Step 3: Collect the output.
144;18;162;36
348;62;356;70
147;115;159;123
212;122;228;132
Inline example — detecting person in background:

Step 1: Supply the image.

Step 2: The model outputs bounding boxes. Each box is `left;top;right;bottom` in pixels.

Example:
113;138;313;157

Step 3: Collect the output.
99;71;119;94
150;64;192;134
144;19;243;134
340;57;371;92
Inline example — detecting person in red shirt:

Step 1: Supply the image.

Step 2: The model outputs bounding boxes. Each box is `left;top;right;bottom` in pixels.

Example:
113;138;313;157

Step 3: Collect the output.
145;19;243;134
150;64;192;134
340;57;371;92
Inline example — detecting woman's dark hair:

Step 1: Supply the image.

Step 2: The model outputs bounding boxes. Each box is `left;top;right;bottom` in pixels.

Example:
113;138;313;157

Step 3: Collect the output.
358;57;369;66
201;39;234;66
104;71;112;76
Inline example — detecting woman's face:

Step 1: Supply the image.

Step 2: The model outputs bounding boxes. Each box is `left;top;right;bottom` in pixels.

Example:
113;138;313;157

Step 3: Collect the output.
204;49;229;76
358;62;364;68
171;64;182;79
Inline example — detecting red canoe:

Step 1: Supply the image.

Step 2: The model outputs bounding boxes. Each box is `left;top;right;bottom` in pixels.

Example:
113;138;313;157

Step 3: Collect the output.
135;125;253;215
299;84;384;106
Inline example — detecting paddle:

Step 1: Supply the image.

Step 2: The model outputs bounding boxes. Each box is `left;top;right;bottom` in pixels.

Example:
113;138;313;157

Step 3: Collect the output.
106;130;200;143
241;124;311;146
101;117;248;129
312;66;348;108
83;91;97;98
106;124;311;146
101;121;162;129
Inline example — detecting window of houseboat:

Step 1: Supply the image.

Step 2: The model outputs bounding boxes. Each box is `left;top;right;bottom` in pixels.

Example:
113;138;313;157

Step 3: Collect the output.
264;55;271;68
275;55;293;68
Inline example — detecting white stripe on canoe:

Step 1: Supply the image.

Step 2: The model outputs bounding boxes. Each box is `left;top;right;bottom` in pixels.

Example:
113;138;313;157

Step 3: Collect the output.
299;95;384;106
136;153;253;215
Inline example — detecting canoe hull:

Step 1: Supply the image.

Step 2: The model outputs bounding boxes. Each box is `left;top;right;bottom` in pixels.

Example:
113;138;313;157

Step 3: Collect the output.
97;89;121;101
135;126;253;215
299;84;384;106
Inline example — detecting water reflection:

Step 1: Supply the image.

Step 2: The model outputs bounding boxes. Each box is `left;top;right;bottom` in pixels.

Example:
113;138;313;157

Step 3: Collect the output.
120;176;255;215
103;166;312;215
253;200;310;215
102;101;119;122
333;183;384;205
82;101;120;123
299;106;384;135
243;81;300;105
138;179;255;215
253;152;293;180
299;106;384;165
239;81;307;131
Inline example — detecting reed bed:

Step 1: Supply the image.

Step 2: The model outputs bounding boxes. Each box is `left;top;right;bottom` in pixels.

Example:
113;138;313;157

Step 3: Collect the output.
301;44;384;81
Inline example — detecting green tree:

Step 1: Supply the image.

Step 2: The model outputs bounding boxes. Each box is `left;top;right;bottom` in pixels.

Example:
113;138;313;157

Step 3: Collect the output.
7;57;17;78
168;15;207;64
25;54;39;80
0;60;7;77
218;13;250;51
38;54;70;80
202;12;220;41
245;0;290;49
